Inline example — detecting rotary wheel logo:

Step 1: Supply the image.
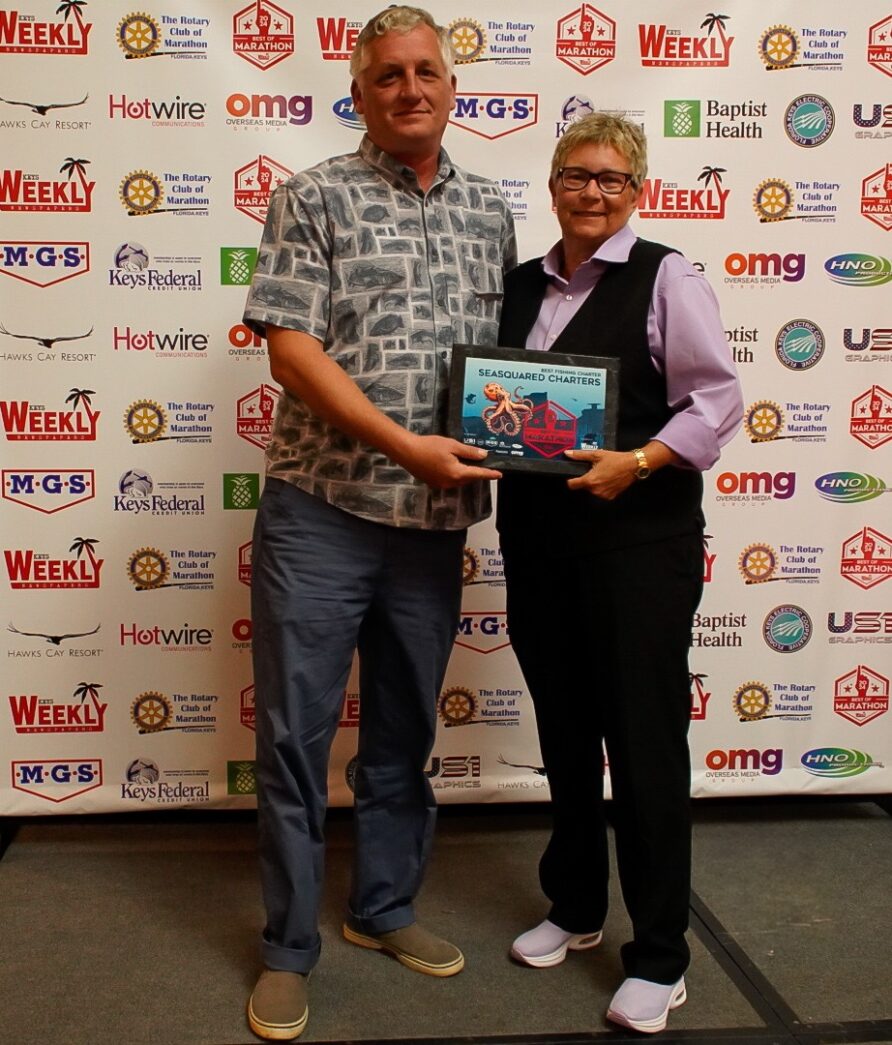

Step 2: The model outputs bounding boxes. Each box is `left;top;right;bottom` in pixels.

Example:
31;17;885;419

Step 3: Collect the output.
733;681;772;721
131;691;171;733
745;400;784;442
462;546;480;585
738;544;778;584
120;170;164;216
127;547;169;590
438;686;478;727
754;178;794;222
117;13;161;59
758;25;798;70
449;19;486;63
125;400;167;443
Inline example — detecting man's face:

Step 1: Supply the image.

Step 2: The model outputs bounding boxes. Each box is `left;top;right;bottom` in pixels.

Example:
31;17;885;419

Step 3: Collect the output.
351;25;456;159
550;143;640;255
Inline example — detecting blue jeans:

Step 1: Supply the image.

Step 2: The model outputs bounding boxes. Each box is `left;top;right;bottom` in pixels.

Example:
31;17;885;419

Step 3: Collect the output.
251;479;465;972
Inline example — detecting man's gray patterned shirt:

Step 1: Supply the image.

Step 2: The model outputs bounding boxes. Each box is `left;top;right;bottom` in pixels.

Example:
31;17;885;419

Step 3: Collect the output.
243;135;517;530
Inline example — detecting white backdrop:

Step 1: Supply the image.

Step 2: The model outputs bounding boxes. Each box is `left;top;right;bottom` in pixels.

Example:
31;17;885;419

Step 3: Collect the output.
2;0;890;813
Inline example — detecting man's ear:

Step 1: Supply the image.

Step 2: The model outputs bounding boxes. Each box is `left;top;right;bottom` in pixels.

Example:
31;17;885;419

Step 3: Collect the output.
350;79;364;115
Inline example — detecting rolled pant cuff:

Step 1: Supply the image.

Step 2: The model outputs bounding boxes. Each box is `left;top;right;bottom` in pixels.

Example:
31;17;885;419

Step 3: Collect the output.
261;936;321;974
345;904;415;936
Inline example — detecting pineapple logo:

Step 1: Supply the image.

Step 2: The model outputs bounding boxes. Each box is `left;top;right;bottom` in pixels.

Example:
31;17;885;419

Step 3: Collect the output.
227;760;257;795
664;100;701;138
223;473;261;510
220;247;258;286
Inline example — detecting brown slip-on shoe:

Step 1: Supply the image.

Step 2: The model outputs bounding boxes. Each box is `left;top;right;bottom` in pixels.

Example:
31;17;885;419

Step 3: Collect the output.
342;922;464;976
247;970;308;1040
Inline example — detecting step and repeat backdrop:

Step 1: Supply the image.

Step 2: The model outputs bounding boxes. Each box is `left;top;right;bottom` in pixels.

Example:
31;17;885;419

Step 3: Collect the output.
2;1;890;814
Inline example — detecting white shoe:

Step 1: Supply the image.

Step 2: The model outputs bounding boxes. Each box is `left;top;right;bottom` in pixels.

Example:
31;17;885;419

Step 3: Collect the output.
606;976;687;1034
510;919;603;968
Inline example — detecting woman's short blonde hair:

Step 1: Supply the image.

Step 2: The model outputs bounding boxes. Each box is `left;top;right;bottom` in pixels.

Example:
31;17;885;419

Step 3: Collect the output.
350;6;454;77
551;113;648;188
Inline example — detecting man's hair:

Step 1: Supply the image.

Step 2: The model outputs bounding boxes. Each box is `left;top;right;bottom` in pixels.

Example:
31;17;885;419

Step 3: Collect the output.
350;6;454;77
551;113;648;188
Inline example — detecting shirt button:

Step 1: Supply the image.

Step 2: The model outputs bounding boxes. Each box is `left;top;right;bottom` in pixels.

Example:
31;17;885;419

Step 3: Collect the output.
566;294;573;301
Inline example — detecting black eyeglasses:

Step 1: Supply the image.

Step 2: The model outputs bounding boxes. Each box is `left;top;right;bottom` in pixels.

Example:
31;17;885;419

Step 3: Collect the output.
557;167;635;194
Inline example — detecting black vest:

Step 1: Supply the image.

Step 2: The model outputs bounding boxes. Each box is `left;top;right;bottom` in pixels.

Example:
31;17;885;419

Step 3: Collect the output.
496;239;704;553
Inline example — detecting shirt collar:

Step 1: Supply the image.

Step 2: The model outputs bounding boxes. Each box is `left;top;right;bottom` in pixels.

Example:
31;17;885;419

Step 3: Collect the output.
358;133;454;190
541;223;637;280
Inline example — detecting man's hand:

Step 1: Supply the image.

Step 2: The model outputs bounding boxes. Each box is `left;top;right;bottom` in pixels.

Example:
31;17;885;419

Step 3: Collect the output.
564;449;637;500
396;435;502;489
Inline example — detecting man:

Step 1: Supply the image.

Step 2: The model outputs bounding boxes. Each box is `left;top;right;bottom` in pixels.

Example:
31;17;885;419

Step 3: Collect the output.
242;6;516;1040
496;113;742;1035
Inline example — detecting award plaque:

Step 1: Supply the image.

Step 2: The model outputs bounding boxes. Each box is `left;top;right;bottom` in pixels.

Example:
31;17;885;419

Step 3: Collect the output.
448;344;619;475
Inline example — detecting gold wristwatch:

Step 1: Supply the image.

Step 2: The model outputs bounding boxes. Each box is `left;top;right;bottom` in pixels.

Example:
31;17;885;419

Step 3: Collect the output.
632;447;651;480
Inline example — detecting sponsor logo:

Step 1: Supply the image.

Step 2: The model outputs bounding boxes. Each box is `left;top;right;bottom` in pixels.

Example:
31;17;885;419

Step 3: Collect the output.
227;760;257;795
742;399;827;442
844;327;892;360
816;472;888;504
1;388;98;440
715;470;796;501
224;473;261;510
867;16;892;79
234;155;291;223
840;527;891;590
853;102;892;139
121;758;210;804
0;241;89;286
221;247;257;286
455;612;510;654
130;689;218;733
463;544;504;587
228;323;266;361
0;156;93;211
861;164;892;230
109;242;202;293
691;610;747;648
450;16;533;65
738;542;822;584
0;3;92;55
828;610;892;644
438;685;520;727
0;91;89;131
639;12;734;68
449;94;538;139
238;540;252;586
801;747;882;777
339;691;359;727
639;165;728;219
108;93;206;126
236;384;279;448
726;325;758;364
664;98;766;139
12;759;102;802
115;469;205;517
240;684;255;731
332;96;362;129
2;468;94;513
498;177;531;222
7;618;100;653
119;621;212;651
8;683;107;733
757;24;845;71
232;1;292;70
784;94;834;146
118;169;209;217
124;398;213;444
834;665;889;726
704;748;783;777
732;680;812;722
762;605;812;653
690;671;710;719
125;546;215;592
555;6;615;74
825;252;892;287
316;16;360;60
116;12;208;61
4;536;102;589
754;178;837;224
231;617;252;650
113;324;208;358
850;385;892;448
774;320;825;370
224;92;312;131
427;754;484;790
724;252;805;286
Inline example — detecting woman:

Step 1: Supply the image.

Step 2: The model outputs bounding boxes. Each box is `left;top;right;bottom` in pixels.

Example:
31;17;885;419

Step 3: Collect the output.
496;113;742;1035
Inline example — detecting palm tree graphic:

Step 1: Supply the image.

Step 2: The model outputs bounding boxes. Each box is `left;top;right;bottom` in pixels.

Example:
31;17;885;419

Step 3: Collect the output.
69;537;99;569
65;387;96;416
60;157;89;182
698;166;726;191
73;682;103;711
57;0;87;26
700;13;729;41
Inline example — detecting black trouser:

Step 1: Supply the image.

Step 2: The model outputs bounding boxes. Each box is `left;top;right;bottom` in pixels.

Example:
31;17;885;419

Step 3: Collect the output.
501;531;703;984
